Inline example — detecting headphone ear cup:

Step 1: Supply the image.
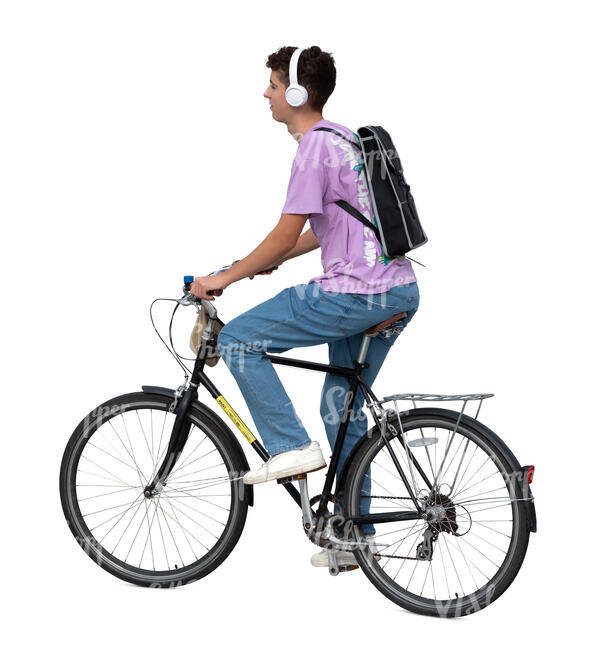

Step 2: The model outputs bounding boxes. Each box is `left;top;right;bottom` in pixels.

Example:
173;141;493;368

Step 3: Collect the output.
285;84;308;107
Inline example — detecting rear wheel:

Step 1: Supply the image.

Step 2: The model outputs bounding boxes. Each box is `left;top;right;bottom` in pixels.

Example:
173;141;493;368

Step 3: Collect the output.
344;408;530;617
59;392;249;587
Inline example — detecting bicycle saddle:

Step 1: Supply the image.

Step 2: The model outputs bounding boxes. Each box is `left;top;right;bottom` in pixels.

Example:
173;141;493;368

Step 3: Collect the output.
365;312;407;335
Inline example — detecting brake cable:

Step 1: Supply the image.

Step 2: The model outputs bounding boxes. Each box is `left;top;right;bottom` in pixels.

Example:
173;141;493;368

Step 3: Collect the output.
149;297;192;375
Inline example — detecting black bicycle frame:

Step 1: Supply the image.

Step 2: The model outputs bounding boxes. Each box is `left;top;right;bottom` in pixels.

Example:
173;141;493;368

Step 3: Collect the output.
145;323;428;529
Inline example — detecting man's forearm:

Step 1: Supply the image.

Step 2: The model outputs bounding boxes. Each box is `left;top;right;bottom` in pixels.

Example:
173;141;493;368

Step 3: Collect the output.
223;231;293;286
280;228;320;263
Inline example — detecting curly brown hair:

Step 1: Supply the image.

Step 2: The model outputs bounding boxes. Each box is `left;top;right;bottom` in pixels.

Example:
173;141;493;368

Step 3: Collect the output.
266;45;336;112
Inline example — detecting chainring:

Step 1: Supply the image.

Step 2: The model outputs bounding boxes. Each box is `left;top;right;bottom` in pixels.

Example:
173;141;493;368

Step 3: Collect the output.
308;494;353;549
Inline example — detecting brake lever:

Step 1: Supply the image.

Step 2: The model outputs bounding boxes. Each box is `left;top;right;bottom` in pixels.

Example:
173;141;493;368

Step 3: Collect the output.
178;293;199;306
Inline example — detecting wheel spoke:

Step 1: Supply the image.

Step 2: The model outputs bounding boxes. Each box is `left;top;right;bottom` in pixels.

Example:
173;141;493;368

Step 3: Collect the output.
119;413;149;487
107;418;149;486
159;492;231;513
166;430;210;480
92;493;143;536
452;464;499;502
160;498;218;547
154;502;171;571
157;501;185;567
168;461;226;482
134;410;156;476
139;497;159;569
160;499;200;562
79;456;134;490
154;410;169;469
124;498;153;563
79;485;140;501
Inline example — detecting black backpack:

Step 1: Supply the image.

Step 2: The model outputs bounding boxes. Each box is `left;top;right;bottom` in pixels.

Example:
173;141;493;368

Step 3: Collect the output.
314;125;427;259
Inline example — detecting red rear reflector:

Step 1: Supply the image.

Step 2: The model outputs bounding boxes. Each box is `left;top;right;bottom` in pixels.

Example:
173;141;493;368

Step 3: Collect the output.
527;466;535;484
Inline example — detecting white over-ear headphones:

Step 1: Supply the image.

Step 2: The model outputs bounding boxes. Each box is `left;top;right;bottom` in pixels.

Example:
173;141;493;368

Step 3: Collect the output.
285;47;308;107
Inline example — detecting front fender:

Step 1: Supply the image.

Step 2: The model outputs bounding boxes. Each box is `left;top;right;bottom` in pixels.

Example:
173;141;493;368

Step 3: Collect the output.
142;385;254;507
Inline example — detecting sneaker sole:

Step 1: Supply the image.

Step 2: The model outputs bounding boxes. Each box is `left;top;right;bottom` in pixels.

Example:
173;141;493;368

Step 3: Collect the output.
311;550;358;568
243;458;327;485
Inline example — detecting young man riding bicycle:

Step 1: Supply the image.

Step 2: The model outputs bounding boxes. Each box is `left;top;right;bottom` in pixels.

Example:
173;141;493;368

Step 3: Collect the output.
189;45;419;568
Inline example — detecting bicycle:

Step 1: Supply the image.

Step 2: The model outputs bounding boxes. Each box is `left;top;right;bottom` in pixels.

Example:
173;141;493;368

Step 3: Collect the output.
59;267;537;617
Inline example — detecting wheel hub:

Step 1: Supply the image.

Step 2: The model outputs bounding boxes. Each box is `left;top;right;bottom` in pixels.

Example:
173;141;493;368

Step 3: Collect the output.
425;504;446;522
424;492;459;534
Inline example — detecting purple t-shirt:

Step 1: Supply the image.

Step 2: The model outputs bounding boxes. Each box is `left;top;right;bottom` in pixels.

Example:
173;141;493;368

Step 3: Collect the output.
282;119;416;294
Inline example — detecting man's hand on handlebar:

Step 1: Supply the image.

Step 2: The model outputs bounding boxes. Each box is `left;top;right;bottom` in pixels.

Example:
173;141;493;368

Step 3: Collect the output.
189;274;228;301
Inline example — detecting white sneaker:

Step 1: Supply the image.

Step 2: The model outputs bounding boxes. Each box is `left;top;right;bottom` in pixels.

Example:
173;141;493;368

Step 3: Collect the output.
242;441;326;485
310;537;380;568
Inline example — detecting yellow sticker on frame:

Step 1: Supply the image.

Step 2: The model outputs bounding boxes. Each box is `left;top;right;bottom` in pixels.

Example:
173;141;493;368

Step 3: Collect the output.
216;395;256;444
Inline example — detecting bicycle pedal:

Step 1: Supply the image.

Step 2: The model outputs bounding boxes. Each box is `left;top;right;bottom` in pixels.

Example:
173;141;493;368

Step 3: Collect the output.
276;473;306;485
327;556;359;576
338;564;359;573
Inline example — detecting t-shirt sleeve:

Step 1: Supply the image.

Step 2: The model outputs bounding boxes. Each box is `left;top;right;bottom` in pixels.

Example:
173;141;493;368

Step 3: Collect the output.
281;156;327;215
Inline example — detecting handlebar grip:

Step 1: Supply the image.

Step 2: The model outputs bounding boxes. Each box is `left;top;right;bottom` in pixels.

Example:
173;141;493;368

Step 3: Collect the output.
183;275;214;299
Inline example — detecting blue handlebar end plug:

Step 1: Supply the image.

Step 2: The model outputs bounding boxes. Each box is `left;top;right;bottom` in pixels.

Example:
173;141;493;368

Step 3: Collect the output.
184;275;194;284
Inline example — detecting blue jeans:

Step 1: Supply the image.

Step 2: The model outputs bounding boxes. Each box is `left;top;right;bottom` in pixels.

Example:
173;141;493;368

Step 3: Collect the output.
218;281;420;536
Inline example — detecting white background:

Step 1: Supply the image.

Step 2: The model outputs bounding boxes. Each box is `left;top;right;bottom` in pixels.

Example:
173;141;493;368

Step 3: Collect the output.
1;0;609;646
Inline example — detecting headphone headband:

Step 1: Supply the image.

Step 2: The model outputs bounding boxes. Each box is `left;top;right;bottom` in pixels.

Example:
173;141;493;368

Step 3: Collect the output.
289;47;305;87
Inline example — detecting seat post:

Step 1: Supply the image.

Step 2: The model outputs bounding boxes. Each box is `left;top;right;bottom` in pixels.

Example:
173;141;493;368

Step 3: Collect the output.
357;334;373;365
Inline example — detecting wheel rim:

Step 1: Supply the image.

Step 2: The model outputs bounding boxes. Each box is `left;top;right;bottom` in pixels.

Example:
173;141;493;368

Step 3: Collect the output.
65;399;239;577
348;415;524;611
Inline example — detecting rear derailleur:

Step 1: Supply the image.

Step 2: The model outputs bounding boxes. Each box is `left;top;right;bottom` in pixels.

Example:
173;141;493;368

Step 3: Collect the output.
416;528;438;560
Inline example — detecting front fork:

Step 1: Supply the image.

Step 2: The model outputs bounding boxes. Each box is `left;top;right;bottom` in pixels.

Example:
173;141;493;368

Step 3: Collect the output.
144;382;197;497
144;293;213;497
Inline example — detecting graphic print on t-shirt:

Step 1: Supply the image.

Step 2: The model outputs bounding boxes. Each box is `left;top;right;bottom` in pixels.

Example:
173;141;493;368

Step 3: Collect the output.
332;134;401;268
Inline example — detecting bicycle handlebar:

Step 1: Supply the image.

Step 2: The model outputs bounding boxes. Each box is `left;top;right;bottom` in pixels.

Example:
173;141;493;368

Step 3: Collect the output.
181;261;240;316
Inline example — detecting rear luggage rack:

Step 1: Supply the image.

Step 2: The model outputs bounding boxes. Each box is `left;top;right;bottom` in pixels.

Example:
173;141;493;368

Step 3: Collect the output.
364;393;495;439
374;392;494;404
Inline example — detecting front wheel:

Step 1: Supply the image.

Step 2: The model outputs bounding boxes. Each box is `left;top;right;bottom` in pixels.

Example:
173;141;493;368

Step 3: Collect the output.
344;408;530;617
59;392;249;587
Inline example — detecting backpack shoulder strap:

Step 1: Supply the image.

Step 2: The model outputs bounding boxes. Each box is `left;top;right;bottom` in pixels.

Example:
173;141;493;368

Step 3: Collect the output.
335;200;425;267
313;127;361;151
334;199;382;244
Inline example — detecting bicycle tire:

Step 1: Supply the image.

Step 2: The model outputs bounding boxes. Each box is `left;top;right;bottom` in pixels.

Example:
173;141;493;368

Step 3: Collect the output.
59;391;249;587
344;407;530;617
